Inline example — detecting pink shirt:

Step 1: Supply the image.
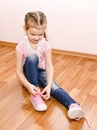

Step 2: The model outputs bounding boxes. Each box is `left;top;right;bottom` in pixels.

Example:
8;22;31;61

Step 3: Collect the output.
16;36;51;69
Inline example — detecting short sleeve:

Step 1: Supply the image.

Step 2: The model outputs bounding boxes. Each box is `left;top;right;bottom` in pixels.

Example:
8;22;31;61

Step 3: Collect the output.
16;41;25;55
41;39;52;53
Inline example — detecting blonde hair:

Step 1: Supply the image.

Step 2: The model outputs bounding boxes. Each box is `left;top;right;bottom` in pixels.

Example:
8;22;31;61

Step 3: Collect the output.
24;11;47;30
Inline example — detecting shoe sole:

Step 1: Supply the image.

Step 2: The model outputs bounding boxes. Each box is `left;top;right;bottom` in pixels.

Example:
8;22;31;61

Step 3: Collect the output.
67;107;85;119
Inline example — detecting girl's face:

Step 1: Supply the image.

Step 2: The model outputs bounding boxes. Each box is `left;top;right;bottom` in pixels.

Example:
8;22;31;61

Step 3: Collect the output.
26;26;46;44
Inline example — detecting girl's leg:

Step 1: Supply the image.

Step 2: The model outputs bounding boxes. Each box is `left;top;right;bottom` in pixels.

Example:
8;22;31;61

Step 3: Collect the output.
38;69;77;109
39;70;86;121
38;69;47;87
50;80;77;109
23;54;47;111
51;81;85;120
23;54;39;86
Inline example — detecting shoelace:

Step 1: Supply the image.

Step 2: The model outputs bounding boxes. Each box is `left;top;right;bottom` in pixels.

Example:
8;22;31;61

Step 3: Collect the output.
71;104;91;128
84;114;91;128
33;94;45;106
75;113;91;128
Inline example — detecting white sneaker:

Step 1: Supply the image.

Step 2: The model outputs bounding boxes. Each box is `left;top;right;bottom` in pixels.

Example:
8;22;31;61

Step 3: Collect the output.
68;106;85;120
30;94;47;111
68;104;91;128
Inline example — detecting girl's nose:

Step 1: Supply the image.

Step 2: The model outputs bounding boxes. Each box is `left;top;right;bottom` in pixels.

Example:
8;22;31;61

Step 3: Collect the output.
35;36;40;40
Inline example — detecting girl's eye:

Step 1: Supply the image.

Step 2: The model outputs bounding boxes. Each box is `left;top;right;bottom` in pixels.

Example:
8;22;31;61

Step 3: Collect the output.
31;34;43;36
39;34;43;36
31;34;35;36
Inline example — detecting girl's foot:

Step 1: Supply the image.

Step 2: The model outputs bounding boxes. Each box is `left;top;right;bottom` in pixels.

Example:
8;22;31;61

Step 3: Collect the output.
67;103;85;120
68;103;91;128
30;93;47;111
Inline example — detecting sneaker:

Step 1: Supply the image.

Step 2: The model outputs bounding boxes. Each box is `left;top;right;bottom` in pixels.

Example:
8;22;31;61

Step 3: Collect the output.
67;104;91;128
30;93;47;111
68;106;85;120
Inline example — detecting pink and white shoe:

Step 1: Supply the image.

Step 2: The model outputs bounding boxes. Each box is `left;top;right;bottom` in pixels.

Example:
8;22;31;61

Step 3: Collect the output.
68;104;85;120
30;93;47;111
68;103;91;128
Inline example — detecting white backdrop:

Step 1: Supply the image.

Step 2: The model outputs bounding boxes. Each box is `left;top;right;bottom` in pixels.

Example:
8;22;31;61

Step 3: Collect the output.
0;0;97;54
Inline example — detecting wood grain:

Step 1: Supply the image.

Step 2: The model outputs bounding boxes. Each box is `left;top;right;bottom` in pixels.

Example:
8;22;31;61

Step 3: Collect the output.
0;44;97;130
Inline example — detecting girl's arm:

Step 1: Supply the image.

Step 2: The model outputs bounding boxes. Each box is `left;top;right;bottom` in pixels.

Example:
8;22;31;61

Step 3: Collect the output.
16;51;39;95
45;49;54;87
41;49;54;100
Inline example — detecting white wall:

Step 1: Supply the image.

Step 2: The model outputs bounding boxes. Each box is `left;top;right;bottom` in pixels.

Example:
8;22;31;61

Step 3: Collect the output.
0;0;97;54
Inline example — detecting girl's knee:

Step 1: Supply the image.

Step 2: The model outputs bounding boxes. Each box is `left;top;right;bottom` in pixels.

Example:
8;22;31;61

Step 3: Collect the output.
26;54;39;63
51;80;59;91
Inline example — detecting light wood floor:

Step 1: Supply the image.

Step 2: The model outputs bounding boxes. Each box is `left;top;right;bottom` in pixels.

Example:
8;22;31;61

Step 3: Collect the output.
0;44;97;130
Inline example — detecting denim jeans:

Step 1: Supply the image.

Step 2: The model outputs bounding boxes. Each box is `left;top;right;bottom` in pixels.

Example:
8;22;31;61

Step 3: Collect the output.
23;54;77;109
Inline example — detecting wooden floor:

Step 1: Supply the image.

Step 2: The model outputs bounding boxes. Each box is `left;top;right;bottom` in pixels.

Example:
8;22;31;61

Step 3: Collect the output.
0;44;97;130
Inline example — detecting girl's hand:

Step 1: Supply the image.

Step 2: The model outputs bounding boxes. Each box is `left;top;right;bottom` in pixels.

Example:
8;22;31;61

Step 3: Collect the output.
28;85;40;96
41;86;51;100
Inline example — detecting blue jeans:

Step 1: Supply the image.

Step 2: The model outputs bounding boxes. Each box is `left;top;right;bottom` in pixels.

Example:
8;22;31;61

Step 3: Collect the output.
23;54;77;109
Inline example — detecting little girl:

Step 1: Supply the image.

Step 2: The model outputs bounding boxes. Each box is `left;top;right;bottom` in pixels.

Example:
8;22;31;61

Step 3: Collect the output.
16;11;85;120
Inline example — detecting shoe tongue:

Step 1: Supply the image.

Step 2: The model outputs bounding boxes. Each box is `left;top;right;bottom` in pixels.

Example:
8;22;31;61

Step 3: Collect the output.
35;94;44;104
